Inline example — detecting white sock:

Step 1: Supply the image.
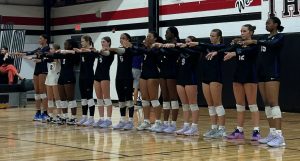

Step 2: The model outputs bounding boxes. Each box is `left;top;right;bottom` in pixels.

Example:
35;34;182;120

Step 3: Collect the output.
63;113;68;118
253;127;260;131
219;126;225;130
191;123;198;128
144;119;150;123
237;126;243;132
184;122;190;126
212;124;218;129
270;128;276;134
276;130;282;136
171;121;176;126
82;115;87;118
100;117;104;120
155;120;161;124
49;113;53;117
121;117;126;122
107;117;111;120
89;116;94;119
128;117;133;122
164;121;169;125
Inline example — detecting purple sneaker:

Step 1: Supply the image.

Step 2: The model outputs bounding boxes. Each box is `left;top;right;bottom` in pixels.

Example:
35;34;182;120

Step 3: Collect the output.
226;129;244;139
251;130;261;141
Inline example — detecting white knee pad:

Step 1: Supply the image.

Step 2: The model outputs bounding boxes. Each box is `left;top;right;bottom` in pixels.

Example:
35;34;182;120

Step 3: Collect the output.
61;101;68;109
272;106;282;119
151;100;160;108
208;106;217;116
142;100;150;107
126;100;134;107
104;99;112;106
249;104;259;112
34;94;41;100
190;104;199;111
236;104;245;112
55;100;61;108
163;102;171;110
68;100;77;109
265;106;273;118
97;99;104;106
171;101;179;110
119;102;126;108
40;93;47;99
215;105;226;116
48;100;55;108
81;99;88;106
88;99;95;107
182;104;189;112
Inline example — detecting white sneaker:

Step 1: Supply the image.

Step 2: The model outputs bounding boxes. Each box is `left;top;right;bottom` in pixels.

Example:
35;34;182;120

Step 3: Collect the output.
163;124;177;133
149;122;162;132
175;125;190;135
203;128;218;137
258;133;276;144
155;123;169;133
137;121;151;131
93;119;104;128
183;126;199;136
267;134;286;148
82;118;94;126
112;121;126;130
123;121;134;130
77;117;88;126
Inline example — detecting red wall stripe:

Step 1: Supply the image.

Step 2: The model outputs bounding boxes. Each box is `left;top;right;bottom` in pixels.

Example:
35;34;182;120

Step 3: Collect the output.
1;0;261;26
2;16;43;26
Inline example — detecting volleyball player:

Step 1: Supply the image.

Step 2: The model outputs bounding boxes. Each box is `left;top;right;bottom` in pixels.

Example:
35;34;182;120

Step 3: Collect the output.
45;43;61;123
209;24;261;140
93;36;114;128
243;17;285;147
188;29;227;138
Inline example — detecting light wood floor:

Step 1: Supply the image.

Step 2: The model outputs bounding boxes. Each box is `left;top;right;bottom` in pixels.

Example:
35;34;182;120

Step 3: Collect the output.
0;102;299;161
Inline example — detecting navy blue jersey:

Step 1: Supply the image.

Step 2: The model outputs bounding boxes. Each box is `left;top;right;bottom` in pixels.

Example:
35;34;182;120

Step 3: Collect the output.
199;43;226;84
95;52;115;81
176;47;200;85
28;46;50;75
79;51;96;78
220;43;259;83
116;48;135;80
128;46;160;79
257;33;284;80
158;48;180;79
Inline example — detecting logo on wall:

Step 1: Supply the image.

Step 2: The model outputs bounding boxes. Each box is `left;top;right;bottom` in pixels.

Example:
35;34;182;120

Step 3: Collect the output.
235;0;253;13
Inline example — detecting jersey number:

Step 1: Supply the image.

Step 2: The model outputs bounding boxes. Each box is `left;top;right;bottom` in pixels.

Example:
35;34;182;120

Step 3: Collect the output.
181;58;186;65
119;56;124;62
238;55;245;61
261;46;266;52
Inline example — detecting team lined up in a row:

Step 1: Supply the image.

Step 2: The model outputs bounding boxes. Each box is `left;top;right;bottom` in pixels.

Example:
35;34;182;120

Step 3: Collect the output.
22;16;285;148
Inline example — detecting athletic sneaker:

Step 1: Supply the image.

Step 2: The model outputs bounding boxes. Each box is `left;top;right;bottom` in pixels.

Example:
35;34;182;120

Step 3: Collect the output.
267;134;286;147
99;119;112;128
41;113;49;123
203;128;218;138
149;122;162;132
51;116;60;124
47;117;54;123
82;118;94;126
251;130;261;141
163;124;177;133
258;133;276;144
33;112;41;121
183;126;199;136
123;121;134;130
67;118;77;125
77;117;88;126
93;119;104;128
175;125;190;135
57;117;67;125
112;121;126;130
210;129;227;139
226;129;244;139
154;123;168;133
136;121;151;131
